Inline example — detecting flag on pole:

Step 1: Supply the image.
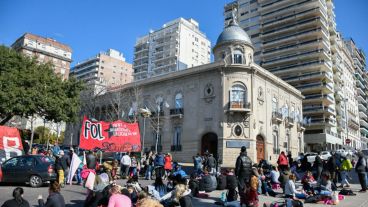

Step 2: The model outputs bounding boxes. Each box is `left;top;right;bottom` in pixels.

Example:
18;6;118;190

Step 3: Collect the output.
67;153;82;185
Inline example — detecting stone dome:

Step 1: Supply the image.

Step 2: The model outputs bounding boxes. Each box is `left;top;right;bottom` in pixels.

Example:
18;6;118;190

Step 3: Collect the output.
216;21;252;46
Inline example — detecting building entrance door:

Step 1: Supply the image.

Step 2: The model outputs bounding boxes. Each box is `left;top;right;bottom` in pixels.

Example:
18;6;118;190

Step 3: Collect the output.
256;135;265;163
201;132;218;158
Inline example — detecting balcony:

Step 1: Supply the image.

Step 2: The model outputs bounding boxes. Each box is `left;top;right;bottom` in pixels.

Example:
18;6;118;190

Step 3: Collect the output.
303;105;335;116
169;108;184;118
348;118;360;130
357;87;365;97
335;90;344;101
228;101;251;113
360;119;368;128
269;60;331;76
358;95;367;104
359;111;368;120
361;127;368;136
282;71;333;84
272;111;283;123
303;94;334;105
295;82;333;94
286;117;295;127
359;104;367;112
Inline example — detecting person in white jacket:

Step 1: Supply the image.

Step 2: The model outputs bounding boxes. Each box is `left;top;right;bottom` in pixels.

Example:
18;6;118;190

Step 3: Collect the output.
120;153;131;179
284;174;306;199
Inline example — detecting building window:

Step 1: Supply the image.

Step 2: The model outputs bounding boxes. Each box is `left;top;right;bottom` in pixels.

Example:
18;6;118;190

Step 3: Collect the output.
175;93;183;109
230;84;247;108
272;97;278;112
172;126;182;151
234;125;243;136
233;50;243;64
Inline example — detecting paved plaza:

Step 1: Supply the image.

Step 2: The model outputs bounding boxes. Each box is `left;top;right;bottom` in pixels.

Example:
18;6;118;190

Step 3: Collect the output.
1;178;368;207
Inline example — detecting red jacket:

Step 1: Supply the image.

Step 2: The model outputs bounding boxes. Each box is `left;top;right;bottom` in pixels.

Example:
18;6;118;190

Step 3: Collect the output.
164;155;172;170
277;153;288;166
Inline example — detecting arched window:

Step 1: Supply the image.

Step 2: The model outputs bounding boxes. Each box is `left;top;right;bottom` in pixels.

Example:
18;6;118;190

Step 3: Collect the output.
286;129;291;152
233;50;243;64
175;93;183;109
230;84;247;108
272;97;278;112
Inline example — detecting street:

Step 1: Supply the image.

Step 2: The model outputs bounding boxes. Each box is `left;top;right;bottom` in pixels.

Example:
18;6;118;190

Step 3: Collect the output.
1;178;368;207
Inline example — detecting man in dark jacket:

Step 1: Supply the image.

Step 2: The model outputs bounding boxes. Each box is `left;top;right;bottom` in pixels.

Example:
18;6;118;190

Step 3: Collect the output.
327;153;338;185
314;152;324;181
355;152;367;192
205;154;217;174
235;146;252;194
154;152;165;178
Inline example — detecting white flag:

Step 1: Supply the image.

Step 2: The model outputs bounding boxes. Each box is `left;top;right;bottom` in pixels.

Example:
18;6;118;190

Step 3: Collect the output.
67;153;82;185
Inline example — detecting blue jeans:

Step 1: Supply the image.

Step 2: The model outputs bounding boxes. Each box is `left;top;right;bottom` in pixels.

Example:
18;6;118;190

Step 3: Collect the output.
145;165;153;179
130;167;137;176
76;168;82;184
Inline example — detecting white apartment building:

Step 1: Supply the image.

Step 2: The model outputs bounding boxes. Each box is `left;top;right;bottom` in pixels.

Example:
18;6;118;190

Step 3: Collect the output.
223;0;362;151
71;49;133;94
345;39;368;149
332;33;361;149
133;18;211;81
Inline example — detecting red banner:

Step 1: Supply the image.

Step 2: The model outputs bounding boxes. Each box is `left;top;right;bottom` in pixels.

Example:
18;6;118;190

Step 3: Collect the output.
79;116;141;152
0;126;24;162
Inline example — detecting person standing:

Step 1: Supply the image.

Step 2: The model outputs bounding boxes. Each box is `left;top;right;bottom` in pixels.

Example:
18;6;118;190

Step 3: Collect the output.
339;156;353;188
120;153;131;179
205;154;217;174
314;152;324;181
235;146;252;200
145;152;154;180
154;152;165;179
55;151;67;187
86;151;97;170
193;154;203;174
1;187;30;207
355;152;367;192
130;155;138;177
287;152;293;168
164;153;173;178
327;152;338;186
38;182;65;207
277;151;288;171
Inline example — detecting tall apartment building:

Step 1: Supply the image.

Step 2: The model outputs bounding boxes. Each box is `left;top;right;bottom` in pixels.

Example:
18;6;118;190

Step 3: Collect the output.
224;0;348;151
344;39;368;149
11;33;72;80
133;18;211;81
71;49;133;92
332;33;361;149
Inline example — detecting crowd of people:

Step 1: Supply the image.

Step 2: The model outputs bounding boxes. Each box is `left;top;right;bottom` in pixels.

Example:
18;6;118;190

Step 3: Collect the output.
2;144;368;207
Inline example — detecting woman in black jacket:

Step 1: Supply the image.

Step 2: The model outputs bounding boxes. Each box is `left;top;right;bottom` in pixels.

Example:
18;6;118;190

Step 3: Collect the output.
1;187;30;207
38;182;65;207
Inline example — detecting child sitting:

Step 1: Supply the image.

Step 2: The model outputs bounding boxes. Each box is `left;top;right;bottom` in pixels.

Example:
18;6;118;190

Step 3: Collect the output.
301;171;316;193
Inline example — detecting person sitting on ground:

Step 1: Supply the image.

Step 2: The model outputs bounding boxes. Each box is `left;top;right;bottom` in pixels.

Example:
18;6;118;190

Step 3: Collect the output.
38;182;65;207
107;185;132;207
278;166;292;193
175;184;193;207
269;166;280;184
154;177;167;198
84;173;111;207
172;164;188;179
102;160;119;181
316;173;334;196
188;173;200;197
137;197;164;207
199;169;216;192
1;187;30;207
241;168;259;207
225;169;238;202
301;171;316;193
285;174;307;199
217;170;227;190
126;175;142;192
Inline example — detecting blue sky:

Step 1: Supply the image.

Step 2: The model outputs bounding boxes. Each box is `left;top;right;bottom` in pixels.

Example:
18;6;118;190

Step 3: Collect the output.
0;0;367;66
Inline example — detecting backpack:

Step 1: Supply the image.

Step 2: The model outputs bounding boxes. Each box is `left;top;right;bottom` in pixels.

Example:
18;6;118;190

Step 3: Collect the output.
226;189;238;202
339;189;356;196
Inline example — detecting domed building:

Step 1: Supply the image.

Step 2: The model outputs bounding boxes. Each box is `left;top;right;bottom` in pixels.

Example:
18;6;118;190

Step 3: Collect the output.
72;20;305;167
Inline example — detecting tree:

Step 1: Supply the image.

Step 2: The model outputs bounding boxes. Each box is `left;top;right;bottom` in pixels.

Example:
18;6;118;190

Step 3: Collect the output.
0;45;84;125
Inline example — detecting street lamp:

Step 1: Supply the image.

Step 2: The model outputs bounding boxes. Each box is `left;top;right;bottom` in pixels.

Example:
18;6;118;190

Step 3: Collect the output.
343;98;349;149
138;108;151;156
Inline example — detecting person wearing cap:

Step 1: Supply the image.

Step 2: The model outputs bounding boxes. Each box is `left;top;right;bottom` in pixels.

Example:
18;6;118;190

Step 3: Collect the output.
235;146;252;199
55;150;67;187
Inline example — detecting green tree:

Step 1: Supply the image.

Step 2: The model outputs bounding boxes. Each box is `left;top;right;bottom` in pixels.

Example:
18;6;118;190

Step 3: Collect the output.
0;45;84;125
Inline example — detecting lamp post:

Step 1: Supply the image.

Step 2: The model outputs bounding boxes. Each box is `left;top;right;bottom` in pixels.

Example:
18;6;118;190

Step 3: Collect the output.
155;104;160;153
344;98;349;149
